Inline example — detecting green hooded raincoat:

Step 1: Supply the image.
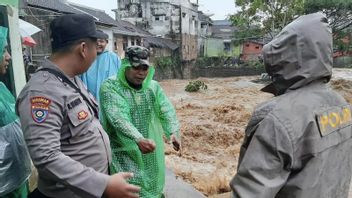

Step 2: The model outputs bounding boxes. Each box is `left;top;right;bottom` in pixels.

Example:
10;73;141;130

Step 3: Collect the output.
0;26;31;197
100;59;180;198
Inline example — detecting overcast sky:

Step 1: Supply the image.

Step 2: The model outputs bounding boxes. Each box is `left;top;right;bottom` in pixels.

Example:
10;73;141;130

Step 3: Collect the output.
68;0;237;20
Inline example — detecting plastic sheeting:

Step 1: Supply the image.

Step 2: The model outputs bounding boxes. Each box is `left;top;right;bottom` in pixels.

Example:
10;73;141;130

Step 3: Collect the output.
0;27;8;63
0;0;19;8
0;83;31;196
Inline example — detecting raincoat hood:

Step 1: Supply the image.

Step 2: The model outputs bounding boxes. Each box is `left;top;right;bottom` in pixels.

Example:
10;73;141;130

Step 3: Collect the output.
262;12;332;95
0;26;8;62
118;58;155;91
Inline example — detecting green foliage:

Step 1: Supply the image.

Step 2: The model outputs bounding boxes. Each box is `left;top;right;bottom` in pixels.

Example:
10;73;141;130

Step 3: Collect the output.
242;60;265;70
305;0;352;32
334;30;352;52
185;80;208;92
195;56;241;68
154;57;174;69
230;0;305;40
304;0;352;53
230;0;352;53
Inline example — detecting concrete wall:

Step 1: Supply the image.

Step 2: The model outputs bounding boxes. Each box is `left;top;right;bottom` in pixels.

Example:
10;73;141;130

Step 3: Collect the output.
334;56;352;67
114;36;125;58
180;5;197;35
153;59;195;80
117;0;199;61
113;34;143;59
181;34;197;60
154;63;264;80
194;67;265;78
205;38;240;57
117;0;198;37
148;2;174;36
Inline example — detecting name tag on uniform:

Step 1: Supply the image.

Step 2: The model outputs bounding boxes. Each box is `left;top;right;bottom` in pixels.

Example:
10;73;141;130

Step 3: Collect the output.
68;98;82;109
316;105;352;137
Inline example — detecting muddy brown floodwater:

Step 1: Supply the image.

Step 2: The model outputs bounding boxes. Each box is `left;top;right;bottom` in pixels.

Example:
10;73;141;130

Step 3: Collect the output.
161;76;272;196
161;73;352;197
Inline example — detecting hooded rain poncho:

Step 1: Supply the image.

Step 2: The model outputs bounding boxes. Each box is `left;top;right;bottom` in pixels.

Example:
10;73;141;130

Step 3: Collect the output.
100;59;180;198
0;27;31;196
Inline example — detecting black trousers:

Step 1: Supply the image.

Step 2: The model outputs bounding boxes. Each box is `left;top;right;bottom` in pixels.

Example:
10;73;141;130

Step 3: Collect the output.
28;189;51;198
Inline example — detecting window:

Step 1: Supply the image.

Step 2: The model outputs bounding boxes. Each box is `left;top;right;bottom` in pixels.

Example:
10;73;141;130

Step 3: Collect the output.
155;16;160;21
224;43;231;52
123;36;128;50
255;46;260;49
182;12;186;18
123;43;128;51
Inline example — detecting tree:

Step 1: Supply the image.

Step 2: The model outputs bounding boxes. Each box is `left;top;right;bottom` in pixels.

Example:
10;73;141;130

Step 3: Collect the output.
305;0;352;32
305;0;352;53
231;0;352;53
230;0;305;41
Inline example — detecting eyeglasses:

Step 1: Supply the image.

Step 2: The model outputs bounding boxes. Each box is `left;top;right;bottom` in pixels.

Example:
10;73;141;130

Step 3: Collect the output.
132;65;149;71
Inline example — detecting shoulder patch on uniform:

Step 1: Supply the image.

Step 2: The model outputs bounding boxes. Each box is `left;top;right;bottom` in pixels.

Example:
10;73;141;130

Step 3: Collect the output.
31;96;51;123
316;105;352;137
78;110;88;120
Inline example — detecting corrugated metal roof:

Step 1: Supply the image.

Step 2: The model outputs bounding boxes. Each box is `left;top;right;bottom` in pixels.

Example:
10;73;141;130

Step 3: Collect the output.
113;20;151;37
119;20;151;36
213;20;232;26
211;20;237;39
198;11;212;23
26;0;117;27
26;0;155;38
69;3;118;26
26;0;81;14
144;36;179;50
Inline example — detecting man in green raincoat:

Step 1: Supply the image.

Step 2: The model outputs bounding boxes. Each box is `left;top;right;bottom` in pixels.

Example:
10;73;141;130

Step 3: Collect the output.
100;46;181;198
0;26;31;198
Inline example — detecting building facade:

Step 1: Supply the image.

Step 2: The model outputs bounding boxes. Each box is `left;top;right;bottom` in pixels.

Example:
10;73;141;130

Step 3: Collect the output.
204;20;239;57
114;0;199;61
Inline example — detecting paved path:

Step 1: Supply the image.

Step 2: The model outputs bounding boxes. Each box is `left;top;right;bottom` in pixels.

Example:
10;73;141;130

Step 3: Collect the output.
164;169;206;198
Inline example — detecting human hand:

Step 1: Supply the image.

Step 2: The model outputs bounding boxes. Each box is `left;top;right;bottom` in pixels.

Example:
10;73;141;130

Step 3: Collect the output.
137;139;156;154
104;172;140;198
170;134;181;151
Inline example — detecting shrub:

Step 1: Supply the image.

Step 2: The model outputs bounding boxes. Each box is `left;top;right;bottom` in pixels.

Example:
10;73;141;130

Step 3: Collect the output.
154;57;174;69
185;80;208;92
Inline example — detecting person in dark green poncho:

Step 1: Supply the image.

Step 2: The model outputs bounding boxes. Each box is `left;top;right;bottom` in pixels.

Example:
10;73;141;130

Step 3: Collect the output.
0;26;31;198
100;46;181;198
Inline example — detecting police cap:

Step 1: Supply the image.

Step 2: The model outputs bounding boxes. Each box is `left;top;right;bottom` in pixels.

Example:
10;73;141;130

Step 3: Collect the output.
50;14;99;50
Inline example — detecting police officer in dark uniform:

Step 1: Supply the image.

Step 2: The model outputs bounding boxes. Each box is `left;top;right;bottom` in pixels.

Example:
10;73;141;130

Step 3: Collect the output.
230;12;352;198
16;14;140;198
